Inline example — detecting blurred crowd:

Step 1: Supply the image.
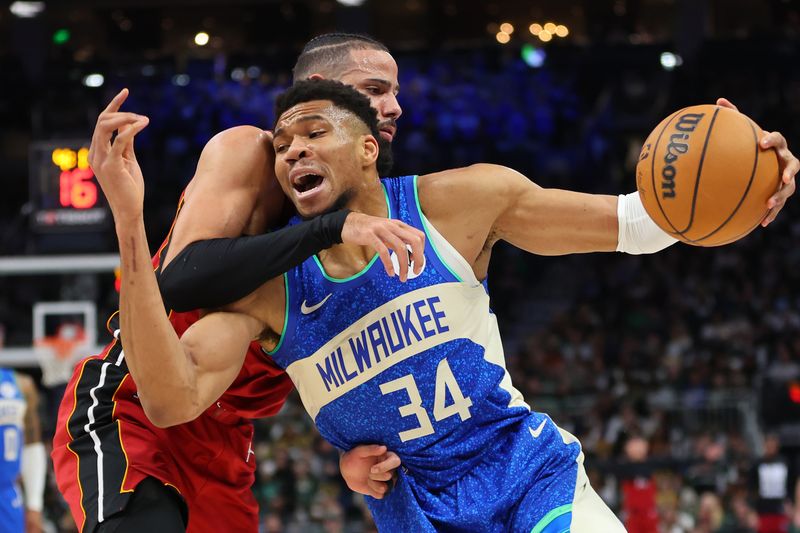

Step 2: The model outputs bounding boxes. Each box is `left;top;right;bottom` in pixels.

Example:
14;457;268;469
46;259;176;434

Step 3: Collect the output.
2;40;800;532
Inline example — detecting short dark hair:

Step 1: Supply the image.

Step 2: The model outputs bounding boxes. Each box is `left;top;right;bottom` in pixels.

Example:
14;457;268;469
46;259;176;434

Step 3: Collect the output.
292;33;389;82
274;79;393;175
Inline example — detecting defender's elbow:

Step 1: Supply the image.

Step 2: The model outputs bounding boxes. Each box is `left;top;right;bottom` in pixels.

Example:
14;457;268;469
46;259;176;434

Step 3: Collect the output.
140;395;200;428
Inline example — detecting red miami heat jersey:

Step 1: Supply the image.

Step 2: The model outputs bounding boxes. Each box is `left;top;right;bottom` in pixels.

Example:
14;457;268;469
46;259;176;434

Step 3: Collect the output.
53;194;293;533
133;191;294;419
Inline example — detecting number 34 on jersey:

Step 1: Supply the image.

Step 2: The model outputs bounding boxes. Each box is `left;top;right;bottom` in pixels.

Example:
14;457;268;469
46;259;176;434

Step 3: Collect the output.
379;358;473;442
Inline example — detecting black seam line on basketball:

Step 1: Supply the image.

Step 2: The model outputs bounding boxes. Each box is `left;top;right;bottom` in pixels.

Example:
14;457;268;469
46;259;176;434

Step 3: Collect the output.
651;109;684;235
688;115;761;243
673;107;720;235
705;213;768;246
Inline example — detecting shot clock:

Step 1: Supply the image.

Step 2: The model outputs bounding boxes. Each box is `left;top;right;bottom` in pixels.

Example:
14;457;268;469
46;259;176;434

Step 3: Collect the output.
29;141;110;233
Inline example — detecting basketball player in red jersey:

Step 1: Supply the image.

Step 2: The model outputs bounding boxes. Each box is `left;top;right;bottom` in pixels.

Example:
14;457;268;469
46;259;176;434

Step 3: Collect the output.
52;34;414;533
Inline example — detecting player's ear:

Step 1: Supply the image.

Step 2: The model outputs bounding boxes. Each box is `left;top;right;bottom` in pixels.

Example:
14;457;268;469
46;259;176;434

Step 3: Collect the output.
307;73;325;81
361;134;379;167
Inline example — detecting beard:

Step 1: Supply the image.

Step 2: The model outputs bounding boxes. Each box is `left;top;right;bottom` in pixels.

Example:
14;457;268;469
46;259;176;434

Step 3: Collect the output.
298;188;354;221
376;137;394;177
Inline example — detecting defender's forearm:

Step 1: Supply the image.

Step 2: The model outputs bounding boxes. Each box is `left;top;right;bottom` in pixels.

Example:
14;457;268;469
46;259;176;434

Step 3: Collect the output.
116;217;199;426
158;209;349;312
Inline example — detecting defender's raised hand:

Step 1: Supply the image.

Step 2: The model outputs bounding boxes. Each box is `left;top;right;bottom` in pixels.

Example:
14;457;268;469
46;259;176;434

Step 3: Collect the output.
87;88;150;224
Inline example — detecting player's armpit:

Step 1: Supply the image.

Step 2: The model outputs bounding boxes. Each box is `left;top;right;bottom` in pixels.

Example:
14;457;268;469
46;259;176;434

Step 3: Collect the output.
160;126;287;270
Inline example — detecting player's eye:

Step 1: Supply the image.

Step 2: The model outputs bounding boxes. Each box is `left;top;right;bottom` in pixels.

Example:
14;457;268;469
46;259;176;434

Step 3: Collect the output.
309;130;326;139
274;144;288;153
365;86;382;95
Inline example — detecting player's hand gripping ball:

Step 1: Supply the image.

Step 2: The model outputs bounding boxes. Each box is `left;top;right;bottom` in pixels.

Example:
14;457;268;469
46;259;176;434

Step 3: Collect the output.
636;104;780;246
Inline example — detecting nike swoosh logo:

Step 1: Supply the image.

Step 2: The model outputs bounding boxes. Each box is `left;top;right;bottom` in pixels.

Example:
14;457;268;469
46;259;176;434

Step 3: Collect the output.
528;419;547;439
300;293;333;315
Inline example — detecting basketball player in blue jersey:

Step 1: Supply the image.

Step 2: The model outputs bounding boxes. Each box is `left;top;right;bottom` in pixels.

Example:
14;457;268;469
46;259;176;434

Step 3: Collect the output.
54;35;410;533
0;369;46;533
90;79;798;531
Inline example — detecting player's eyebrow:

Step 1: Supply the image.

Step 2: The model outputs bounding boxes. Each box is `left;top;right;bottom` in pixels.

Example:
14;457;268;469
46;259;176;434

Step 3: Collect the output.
273;114;329;139
364;78;400;95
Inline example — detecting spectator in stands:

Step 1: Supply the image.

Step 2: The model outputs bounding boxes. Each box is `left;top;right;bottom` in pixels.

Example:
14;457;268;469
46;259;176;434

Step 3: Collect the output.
750;433;792;533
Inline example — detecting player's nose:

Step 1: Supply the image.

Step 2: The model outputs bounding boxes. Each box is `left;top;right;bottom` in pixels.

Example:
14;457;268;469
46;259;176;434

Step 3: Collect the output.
381;94;402;120
285;138;309;161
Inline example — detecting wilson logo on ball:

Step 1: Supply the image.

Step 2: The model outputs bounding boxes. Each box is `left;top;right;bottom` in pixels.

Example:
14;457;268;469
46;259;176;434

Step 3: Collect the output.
637;104;779;247
661;113;704;199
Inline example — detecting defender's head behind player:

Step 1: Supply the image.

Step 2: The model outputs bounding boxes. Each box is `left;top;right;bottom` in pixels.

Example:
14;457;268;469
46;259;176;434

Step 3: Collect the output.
293;33;401;142
272;80;390;219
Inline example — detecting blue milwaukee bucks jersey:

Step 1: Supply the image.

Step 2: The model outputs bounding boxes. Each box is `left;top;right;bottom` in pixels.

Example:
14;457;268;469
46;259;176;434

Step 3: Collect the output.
0;369;24;485
270;175;582;532
0;369;25;533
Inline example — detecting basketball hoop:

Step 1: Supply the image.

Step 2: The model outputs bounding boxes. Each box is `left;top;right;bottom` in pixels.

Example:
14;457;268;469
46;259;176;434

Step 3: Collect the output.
32;301;96;388
35;323;87;360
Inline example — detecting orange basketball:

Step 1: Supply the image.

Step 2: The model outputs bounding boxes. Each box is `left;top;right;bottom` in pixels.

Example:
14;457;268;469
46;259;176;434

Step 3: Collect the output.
636;105;780;246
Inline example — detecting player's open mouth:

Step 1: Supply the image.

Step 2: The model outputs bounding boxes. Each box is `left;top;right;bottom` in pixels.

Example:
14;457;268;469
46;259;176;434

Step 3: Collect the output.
293;174;325;194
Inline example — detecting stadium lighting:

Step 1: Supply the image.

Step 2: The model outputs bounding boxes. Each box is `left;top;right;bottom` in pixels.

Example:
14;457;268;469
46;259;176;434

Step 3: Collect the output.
337;0;365;6
52;28;71;45
660;52;683;70
500;22;514;35
521;44;546;68
495;31;511;44
194;32;210;46
529;23;543;36
555;25;569;38
544;22;557;34
82;74;104;88
790;382;800;404
9;1;44;18
172;74;190;86
538;31;553;43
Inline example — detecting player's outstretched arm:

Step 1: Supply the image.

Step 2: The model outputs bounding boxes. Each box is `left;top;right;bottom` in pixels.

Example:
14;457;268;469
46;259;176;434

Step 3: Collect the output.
88;89;266;427
418;164;676;276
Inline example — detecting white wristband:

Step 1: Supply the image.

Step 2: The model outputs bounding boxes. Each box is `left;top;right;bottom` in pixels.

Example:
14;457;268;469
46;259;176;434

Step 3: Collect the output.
616;192;678;254
21;442;46;512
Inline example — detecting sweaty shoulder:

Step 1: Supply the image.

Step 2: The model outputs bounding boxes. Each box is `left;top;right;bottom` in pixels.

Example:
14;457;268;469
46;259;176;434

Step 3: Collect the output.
184;126;275;197
417;164;524;223
161;126;285;266
416;164;521;267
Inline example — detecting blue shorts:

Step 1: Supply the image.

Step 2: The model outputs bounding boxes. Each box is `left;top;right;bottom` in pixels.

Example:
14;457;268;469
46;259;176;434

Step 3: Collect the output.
367;413;581;532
